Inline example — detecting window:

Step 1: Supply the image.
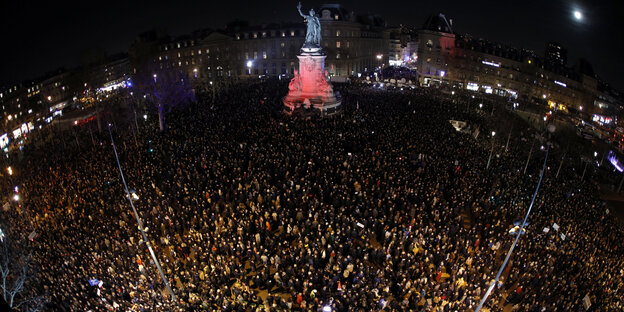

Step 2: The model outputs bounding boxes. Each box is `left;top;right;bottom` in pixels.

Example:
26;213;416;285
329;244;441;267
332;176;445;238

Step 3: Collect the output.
281;42;285;47
346;41;350;48
336;53;341;59
245;52;249;60
334;14;339;20
177;43;181;48
253;33;258;38
336;41;341;48
263;51;267;59
336;30;341;37
198;49;202;55
262;32;267;38
281;31;286;37
178;52;181;58
254;51;258;59
290;30;295;36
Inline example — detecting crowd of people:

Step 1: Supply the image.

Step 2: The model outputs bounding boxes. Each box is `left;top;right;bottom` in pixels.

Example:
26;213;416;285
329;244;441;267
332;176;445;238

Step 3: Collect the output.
1;78;623;311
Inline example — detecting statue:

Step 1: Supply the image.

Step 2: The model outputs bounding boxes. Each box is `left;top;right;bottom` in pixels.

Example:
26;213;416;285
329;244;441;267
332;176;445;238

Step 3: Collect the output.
297;2;321;48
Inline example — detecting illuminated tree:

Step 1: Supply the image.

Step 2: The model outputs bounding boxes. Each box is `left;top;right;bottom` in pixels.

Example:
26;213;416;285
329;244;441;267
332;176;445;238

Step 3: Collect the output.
134;69;195;131
0;233;44;311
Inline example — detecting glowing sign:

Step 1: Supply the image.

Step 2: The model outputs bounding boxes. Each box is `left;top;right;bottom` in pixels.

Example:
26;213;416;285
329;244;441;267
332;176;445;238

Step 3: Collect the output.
467;82;479;91
482;60;500;68
554;80;567;88
593;114;612;125
0;134;8;149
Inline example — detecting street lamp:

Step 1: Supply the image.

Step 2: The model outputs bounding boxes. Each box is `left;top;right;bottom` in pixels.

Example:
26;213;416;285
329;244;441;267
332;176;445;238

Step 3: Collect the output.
13;194;19;201
376;54;383;60
153;74;157;83
487;131;496;170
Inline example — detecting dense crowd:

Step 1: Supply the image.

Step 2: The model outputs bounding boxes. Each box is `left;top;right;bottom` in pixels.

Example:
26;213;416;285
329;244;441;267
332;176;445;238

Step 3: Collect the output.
1;79;623;311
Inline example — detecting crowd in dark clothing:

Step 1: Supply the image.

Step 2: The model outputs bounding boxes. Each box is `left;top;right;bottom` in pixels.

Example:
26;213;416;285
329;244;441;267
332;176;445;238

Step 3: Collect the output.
1;79;622;311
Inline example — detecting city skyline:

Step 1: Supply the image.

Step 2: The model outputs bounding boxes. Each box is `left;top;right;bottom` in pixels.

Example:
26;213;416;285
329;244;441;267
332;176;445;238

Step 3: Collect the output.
1;0;622;89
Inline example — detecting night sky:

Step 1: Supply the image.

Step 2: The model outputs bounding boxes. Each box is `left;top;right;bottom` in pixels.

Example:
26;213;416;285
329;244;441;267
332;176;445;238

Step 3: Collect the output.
1;0;623;90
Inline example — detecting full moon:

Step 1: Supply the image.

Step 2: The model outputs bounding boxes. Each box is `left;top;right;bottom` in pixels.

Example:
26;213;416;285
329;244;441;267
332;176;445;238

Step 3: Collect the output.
574;10;582;20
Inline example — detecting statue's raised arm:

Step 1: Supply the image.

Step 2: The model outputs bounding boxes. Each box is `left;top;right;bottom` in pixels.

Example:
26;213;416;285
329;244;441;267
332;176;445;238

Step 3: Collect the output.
297;2;306;18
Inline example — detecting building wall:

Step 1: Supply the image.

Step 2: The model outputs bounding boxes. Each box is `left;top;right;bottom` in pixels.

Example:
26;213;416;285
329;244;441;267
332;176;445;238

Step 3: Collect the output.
416;29;599;114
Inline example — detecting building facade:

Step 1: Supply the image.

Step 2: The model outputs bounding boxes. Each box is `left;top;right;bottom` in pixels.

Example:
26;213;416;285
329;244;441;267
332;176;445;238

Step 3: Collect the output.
415;13;600;114
131;4;390;88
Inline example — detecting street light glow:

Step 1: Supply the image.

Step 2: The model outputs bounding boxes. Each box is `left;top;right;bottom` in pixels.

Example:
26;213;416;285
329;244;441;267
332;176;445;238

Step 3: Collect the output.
376;54;382;60
323;306;332;312
246;60;253;68
13;194;19;201
492;131;496;137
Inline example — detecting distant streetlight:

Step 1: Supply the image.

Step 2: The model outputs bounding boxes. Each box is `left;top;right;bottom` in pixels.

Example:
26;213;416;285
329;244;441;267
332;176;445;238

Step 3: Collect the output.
376;54;383;60
246;61;253;68
13;194;19;201
143;114;148;120
153;74;157;83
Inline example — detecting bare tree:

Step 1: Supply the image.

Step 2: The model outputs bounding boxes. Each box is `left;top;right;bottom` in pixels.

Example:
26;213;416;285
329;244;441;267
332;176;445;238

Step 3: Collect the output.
134;69;195;131
0;233;44;311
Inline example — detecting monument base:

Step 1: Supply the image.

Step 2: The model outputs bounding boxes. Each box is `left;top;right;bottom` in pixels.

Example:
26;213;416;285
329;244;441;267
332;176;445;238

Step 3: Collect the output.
283;50;342;117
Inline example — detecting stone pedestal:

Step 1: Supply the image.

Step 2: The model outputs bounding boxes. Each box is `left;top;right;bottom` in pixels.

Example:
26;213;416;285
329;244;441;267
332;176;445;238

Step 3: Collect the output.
283;48;341;116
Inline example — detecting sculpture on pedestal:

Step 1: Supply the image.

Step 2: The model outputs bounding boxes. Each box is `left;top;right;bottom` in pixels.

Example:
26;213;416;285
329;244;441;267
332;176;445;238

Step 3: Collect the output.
297;2;321;49
283;2;341;116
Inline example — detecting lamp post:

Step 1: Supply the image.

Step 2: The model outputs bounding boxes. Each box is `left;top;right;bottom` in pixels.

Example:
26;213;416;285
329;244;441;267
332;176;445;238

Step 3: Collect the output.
524;138;535;174
486;131;496;170
246;60;253;75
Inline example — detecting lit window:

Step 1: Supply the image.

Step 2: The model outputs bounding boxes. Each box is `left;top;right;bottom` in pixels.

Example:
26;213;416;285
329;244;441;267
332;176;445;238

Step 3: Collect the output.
245;52;249;60
177;43;180;48
290;30;295;36
336;30;340;37
253;33;258;38
346;41;350;48
198;49;201;55
206;49;210;54
159;56;162;61
263;51;267;59
178;52;181;58
281;32;286;37
178;61;182;66
336;53;341;59
262;32;267;38
254;51;258;59
334;14;339;20
281;42;285;47
336;41;340;48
